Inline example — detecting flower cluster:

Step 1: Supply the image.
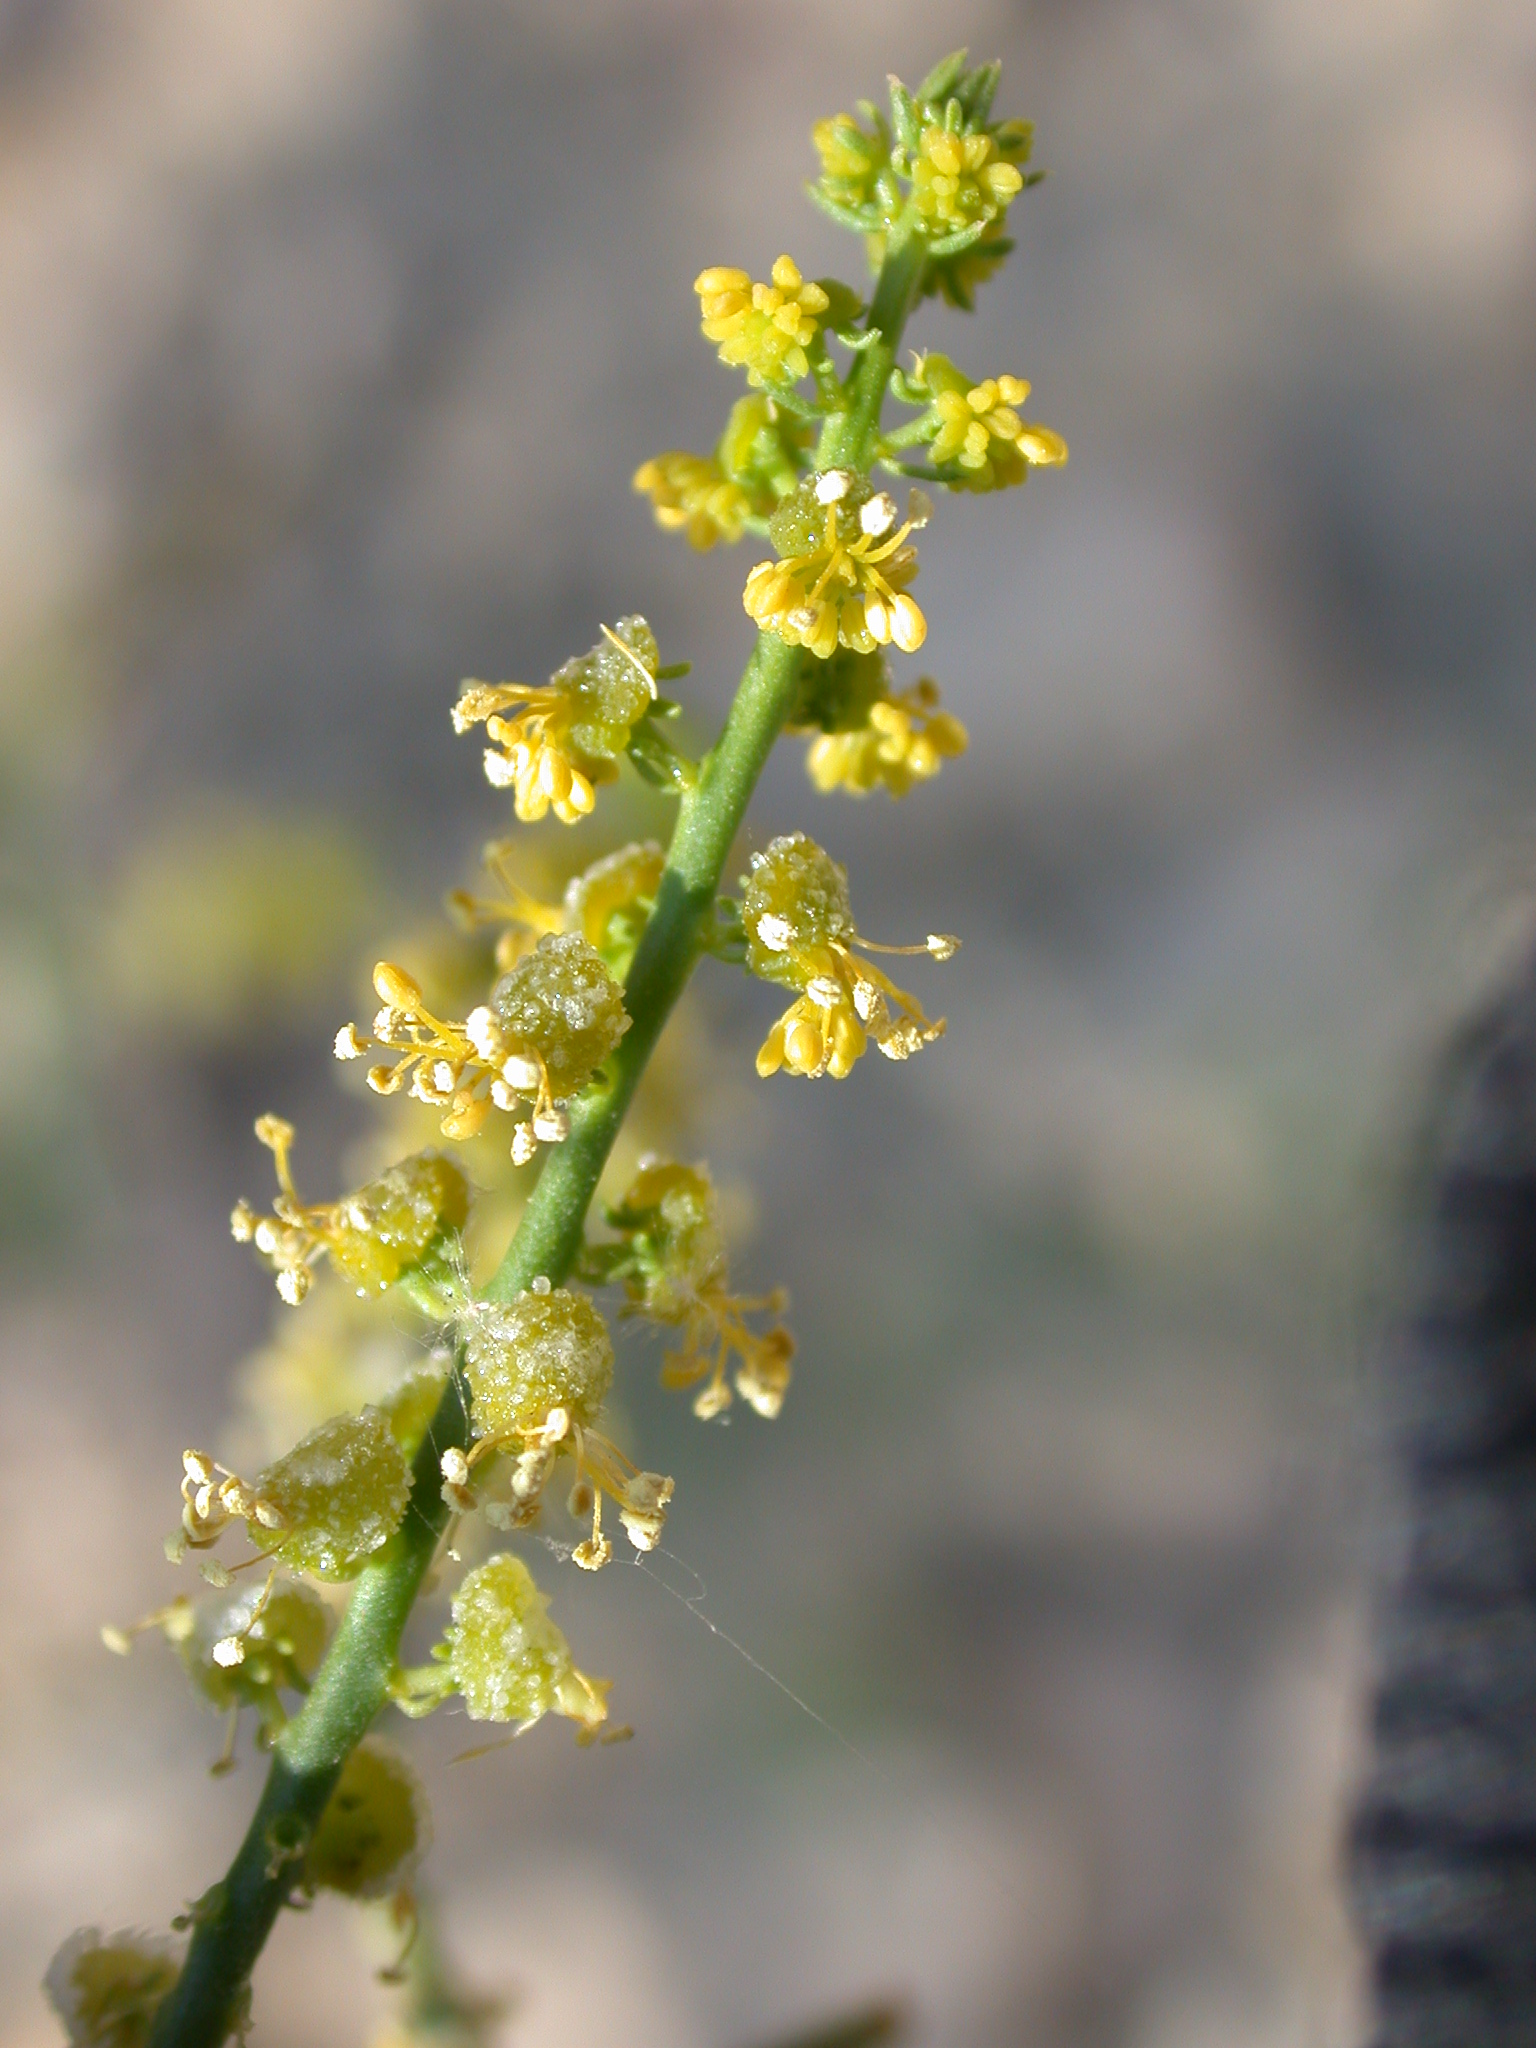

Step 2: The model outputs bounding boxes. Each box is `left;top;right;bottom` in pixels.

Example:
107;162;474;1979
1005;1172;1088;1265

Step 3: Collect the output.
69;49;1064;2032
631;451;750;550
696;256;830;389
811;106;892;218
103;1579;329;1762
447;1279;674;1571
451;616;664;822
788;645;967;800
807;677;967;797
901;353;1068;490
175;1408;411;1583
45;1930;183;2048
392;1553;612;1740
744;470;928;659
336;938;629;1163
634;395;811;554
741;833;956;1079
302;1737;426;1903
452;837;664;981
905;122;1023;238
585;1159;795;1419
230;1115;467;1306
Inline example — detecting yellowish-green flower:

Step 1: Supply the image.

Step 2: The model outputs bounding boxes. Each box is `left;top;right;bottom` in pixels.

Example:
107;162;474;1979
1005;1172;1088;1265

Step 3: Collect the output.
450;838;664;982
696;256;830;388
45;1930;181;2048
807;677;968;798
304;1736;427;1901
392;1552;613;1739
590;1159;795;1420
744;471;928;660
916;354;1068;489
338;940;629;1165
908;124;1022;236
230;1114;468;1305
811;109;890;216
741;832;957;1080
451;616;662;823
632;451;749;550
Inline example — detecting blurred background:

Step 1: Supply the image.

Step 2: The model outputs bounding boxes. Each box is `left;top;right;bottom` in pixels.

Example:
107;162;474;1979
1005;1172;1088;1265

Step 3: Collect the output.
3;1;1535;2043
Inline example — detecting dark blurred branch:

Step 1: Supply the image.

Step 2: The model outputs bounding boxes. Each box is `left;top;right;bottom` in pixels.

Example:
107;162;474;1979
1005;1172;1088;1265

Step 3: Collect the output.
1352;953;1536;2042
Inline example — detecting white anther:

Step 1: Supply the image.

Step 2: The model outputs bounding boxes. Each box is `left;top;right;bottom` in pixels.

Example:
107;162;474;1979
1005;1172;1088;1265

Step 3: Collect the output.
276;1268;307;1306
229;1202;256;1242
343;1201;370;1230
253;1219;279;1255
334;1023;367;1061
787;606;820;633
511;1122;538;1165
807;976;842;1007
859;492;897;537
814;469;854;504
531;1106;569;1143
530;1275;552;1296
756;912;792;952
211;1637;245;1668
372;1008;397;1041
501;1051;542;1092
542;1406;570;1442
252;1501;286;1531
490;1078;517;1111
465;1006;500;1060
852;980;876;1021
432;1060;457;1094
483;750;515;788
440;1447;471;1488
926;933;959;960
184;1451;216;1486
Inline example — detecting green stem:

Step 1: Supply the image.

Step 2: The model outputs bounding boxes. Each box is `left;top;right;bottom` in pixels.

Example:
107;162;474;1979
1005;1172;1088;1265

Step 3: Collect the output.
149;223;922;2048
148;1374;472;2048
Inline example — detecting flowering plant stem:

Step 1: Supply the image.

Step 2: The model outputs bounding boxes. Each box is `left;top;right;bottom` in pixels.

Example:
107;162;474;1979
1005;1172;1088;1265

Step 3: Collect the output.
148;235;925;2048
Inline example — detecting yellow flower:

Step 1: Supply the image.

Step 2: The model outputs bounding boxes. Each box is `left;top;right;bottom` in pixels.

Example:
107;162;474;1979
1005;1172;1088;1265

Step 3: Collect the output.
449;838;663;980
334;941;629;1164
594;1160;795;1420
806;678;968;798
632;450;750;550
229;1115;468;1306
909;124;1023;236
744;472;928;659
741;833;957;1079
696;255;830;388
447;837;566;970
451;617;661;823
45;1929;181;2048
919;356;1068;490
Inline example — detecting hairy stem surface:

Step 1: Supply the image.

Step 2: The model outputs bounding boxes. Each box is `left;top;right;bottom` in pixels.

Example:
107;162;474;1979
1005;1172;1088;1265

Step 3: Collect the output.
150;229;917;2048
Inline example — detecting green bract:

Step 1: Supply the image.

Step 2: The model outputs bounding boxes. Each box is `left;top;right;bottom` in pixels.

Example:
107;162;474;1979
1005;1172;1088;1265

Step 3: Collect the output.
253;1408;410;1581
463;1285;613;1437
491;931;630;1099
742;832;854;982
303;1736;425;1899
